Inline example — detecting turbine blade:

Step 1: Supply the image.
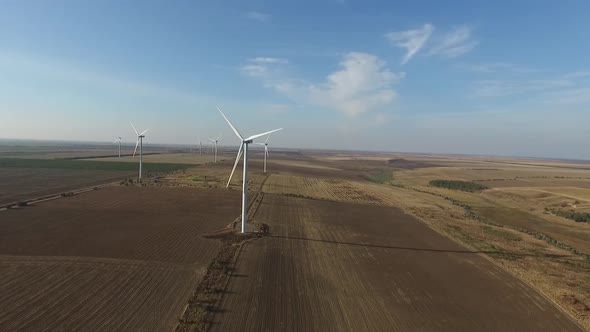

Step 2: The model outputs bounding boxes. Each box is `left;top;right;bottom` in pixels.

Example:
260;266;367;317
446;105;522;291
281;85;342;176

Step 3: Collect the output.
227;143;244;188
265;132;272;144
140;129;149;136
217;106;243;140
130;122;139;136
217;132;222;140
133;139;139;157
245;128;283;142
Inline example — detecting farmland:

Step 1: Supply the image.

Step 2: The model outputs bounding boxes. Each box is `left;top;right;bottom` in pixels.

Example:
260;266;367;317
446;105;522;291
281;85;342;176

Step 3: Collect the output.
85;152;228;165
1;143;589;330
0;145;197;206
213;194;579;330
0;186;241;331
0;168;133;206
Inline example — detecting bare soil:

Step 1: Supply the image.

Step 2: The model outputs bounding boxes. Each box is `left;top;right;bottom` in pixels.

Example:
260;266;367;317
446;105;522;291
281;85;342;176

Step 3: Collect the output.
211;194;581;331
0;186;241;331
0;167;133;206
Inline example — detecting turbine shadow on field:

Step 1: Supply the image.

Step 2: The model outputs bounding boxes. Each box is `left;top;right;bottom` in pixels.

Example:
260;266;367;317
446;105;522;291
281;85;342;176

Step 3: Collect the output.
268;235;575;259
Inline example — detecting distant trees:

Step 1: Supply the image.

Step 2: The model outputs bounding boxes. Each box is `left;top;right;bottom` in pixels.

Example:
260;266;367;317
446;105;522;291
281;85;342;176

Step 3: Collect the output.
549;209;590;223
429;180;489;192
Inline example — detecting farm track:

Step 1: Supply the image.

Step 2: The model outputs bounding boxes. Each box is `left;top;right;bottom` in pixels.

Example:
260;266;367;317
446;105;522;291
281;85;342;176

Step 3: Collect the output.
0;186;241;331
0;167;134;206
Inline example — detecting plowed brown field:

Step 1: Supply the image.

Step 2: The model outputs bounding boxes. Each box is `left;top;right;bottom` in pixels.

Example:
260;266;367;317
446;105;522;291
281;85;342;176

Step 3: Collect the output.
0;186;241;331
0;168;133;206
212;194;581;331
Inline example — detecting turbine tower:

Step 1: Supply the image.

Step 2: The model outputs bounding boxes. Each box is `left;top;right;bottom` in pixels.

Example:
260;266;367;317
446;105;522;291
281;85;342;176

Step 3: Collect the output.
114;137;122;158
198;137;203;155
255;133;273;173
131;122;149;182
218;106;282;233
208;134;221;162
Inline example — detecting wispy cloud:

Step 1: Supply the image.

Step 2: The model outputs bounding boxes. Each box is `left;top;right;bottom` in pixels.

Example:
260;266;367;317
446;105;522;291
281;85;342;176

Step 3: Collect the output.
248;57;288;64
385;24;477;64
245;11;270;22
0;52;208;105
240;52;404;116
457;63;543;75
428;26;478;58
539;87;590;105
471;69;590;99
240;57;288;78
385;24;433;65
258;103;292;115
473;79;574;97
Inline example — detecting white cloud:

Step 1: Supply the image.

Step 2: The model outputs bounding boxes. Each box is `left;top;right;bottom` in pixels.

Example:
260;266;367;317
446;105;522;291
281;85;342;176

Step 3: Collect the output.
245;11;270;22
309;52;404;115
241;52;404;117
385;24;434;65
428;26;478;58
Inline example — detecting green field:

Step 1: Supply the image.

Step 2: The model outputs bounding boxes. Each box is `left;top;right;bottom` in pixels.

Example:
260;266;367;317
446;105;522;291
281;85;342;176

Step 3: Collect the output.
0;158;194;173
429;179;489;192
365;169;394;183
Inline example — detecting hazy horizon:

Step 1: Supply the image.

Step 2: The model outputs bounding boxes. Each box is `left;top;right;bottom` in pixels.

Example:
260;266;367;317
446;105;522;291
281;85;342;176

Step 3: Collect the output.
1;1;589;160
1;137;589;163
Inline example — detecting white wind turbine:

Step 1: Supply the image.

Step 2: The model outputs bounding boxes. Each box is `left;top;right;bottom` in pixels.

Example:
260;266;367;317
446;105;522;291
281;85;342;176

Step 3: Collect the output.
218;106;282;233
131;122;149;182
114;137;122;158
198;137;203;155
254;133;273;173
208;133;221;162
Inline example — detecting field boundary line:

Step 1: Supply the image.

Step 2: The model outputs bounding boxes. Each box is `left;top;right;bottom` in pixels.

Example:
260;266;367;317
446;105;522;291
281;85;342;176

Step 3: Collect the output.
0;181;122;212
0;254;196;270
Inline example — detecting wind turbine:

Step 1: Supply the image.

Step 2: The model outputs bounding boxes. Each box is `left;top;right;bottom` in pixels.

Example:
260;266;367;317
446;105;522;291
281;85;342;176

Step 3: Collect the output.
198;137;203;155
131;122;149;182
208;133;221;162
218;106;282;233
255;133;273;173
114;137;122;158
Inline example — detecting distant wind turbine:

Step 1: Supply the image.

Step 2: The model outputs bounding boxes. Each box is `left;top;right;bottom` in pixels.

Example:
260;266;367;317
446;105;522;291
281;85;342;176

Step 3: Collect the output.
254;133;273;173
218;106;282;233
208;133;221;162
199;138;203;155
114;137;122;158
131;122;149;182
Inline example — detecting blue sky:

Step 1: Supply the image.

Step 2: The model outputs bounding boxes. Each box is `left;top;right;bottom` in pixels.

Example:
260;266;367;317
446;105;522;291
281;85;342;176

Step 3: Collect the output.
1;1;589;159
